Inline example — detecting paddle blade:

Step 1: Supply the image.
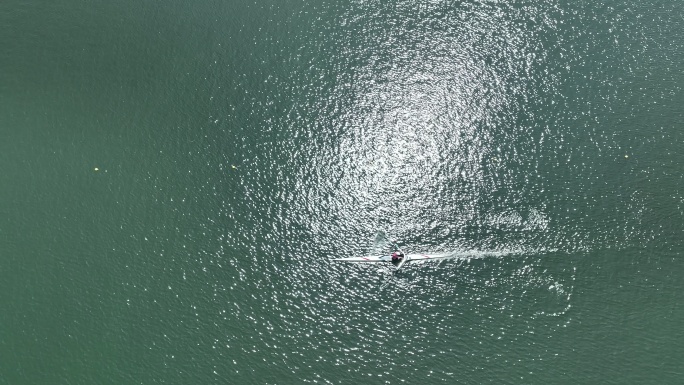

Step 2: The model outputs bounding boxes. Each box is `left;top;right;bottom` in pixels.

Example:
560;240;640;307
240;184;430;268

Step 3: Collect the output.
369;230;388;254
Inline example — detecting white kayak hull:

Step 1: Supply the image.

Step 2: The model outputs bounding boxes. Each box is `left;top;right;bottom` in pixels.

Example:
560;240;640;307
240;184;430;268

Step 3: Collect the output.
332;253;449;263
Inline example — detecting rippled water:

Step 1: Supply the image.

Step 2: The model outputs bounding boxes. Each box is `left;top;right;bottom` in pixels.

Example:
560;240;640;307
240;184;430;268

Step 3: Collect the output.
2;0;684;383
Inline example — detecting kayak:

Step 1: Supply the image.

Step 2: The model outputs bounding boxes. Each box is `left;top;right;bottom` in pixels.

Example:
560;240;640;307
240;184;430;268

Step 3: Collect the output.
332;253;450;263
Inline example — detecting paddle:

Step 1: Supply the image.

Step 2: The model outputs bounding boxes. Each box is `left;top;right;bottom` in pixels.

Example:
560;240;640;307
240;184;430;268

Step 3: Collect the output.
395;255;409;270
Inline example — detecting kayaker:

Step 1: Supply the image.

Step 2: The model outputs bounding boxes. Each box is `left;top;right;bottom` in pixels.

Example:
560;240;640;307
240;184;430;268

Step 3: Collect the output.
391;251;404;266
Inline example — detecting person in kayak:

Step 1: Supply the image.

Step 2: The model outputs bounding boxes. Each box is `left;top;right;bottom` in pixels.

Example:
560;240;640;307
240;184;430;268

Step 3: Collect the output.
391;251;404;266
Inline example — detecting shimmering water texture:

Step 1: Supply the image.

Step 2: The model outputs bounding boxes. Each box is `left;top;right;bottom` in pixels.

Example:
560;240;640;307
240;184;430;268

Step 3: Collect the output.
1;0;684;384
